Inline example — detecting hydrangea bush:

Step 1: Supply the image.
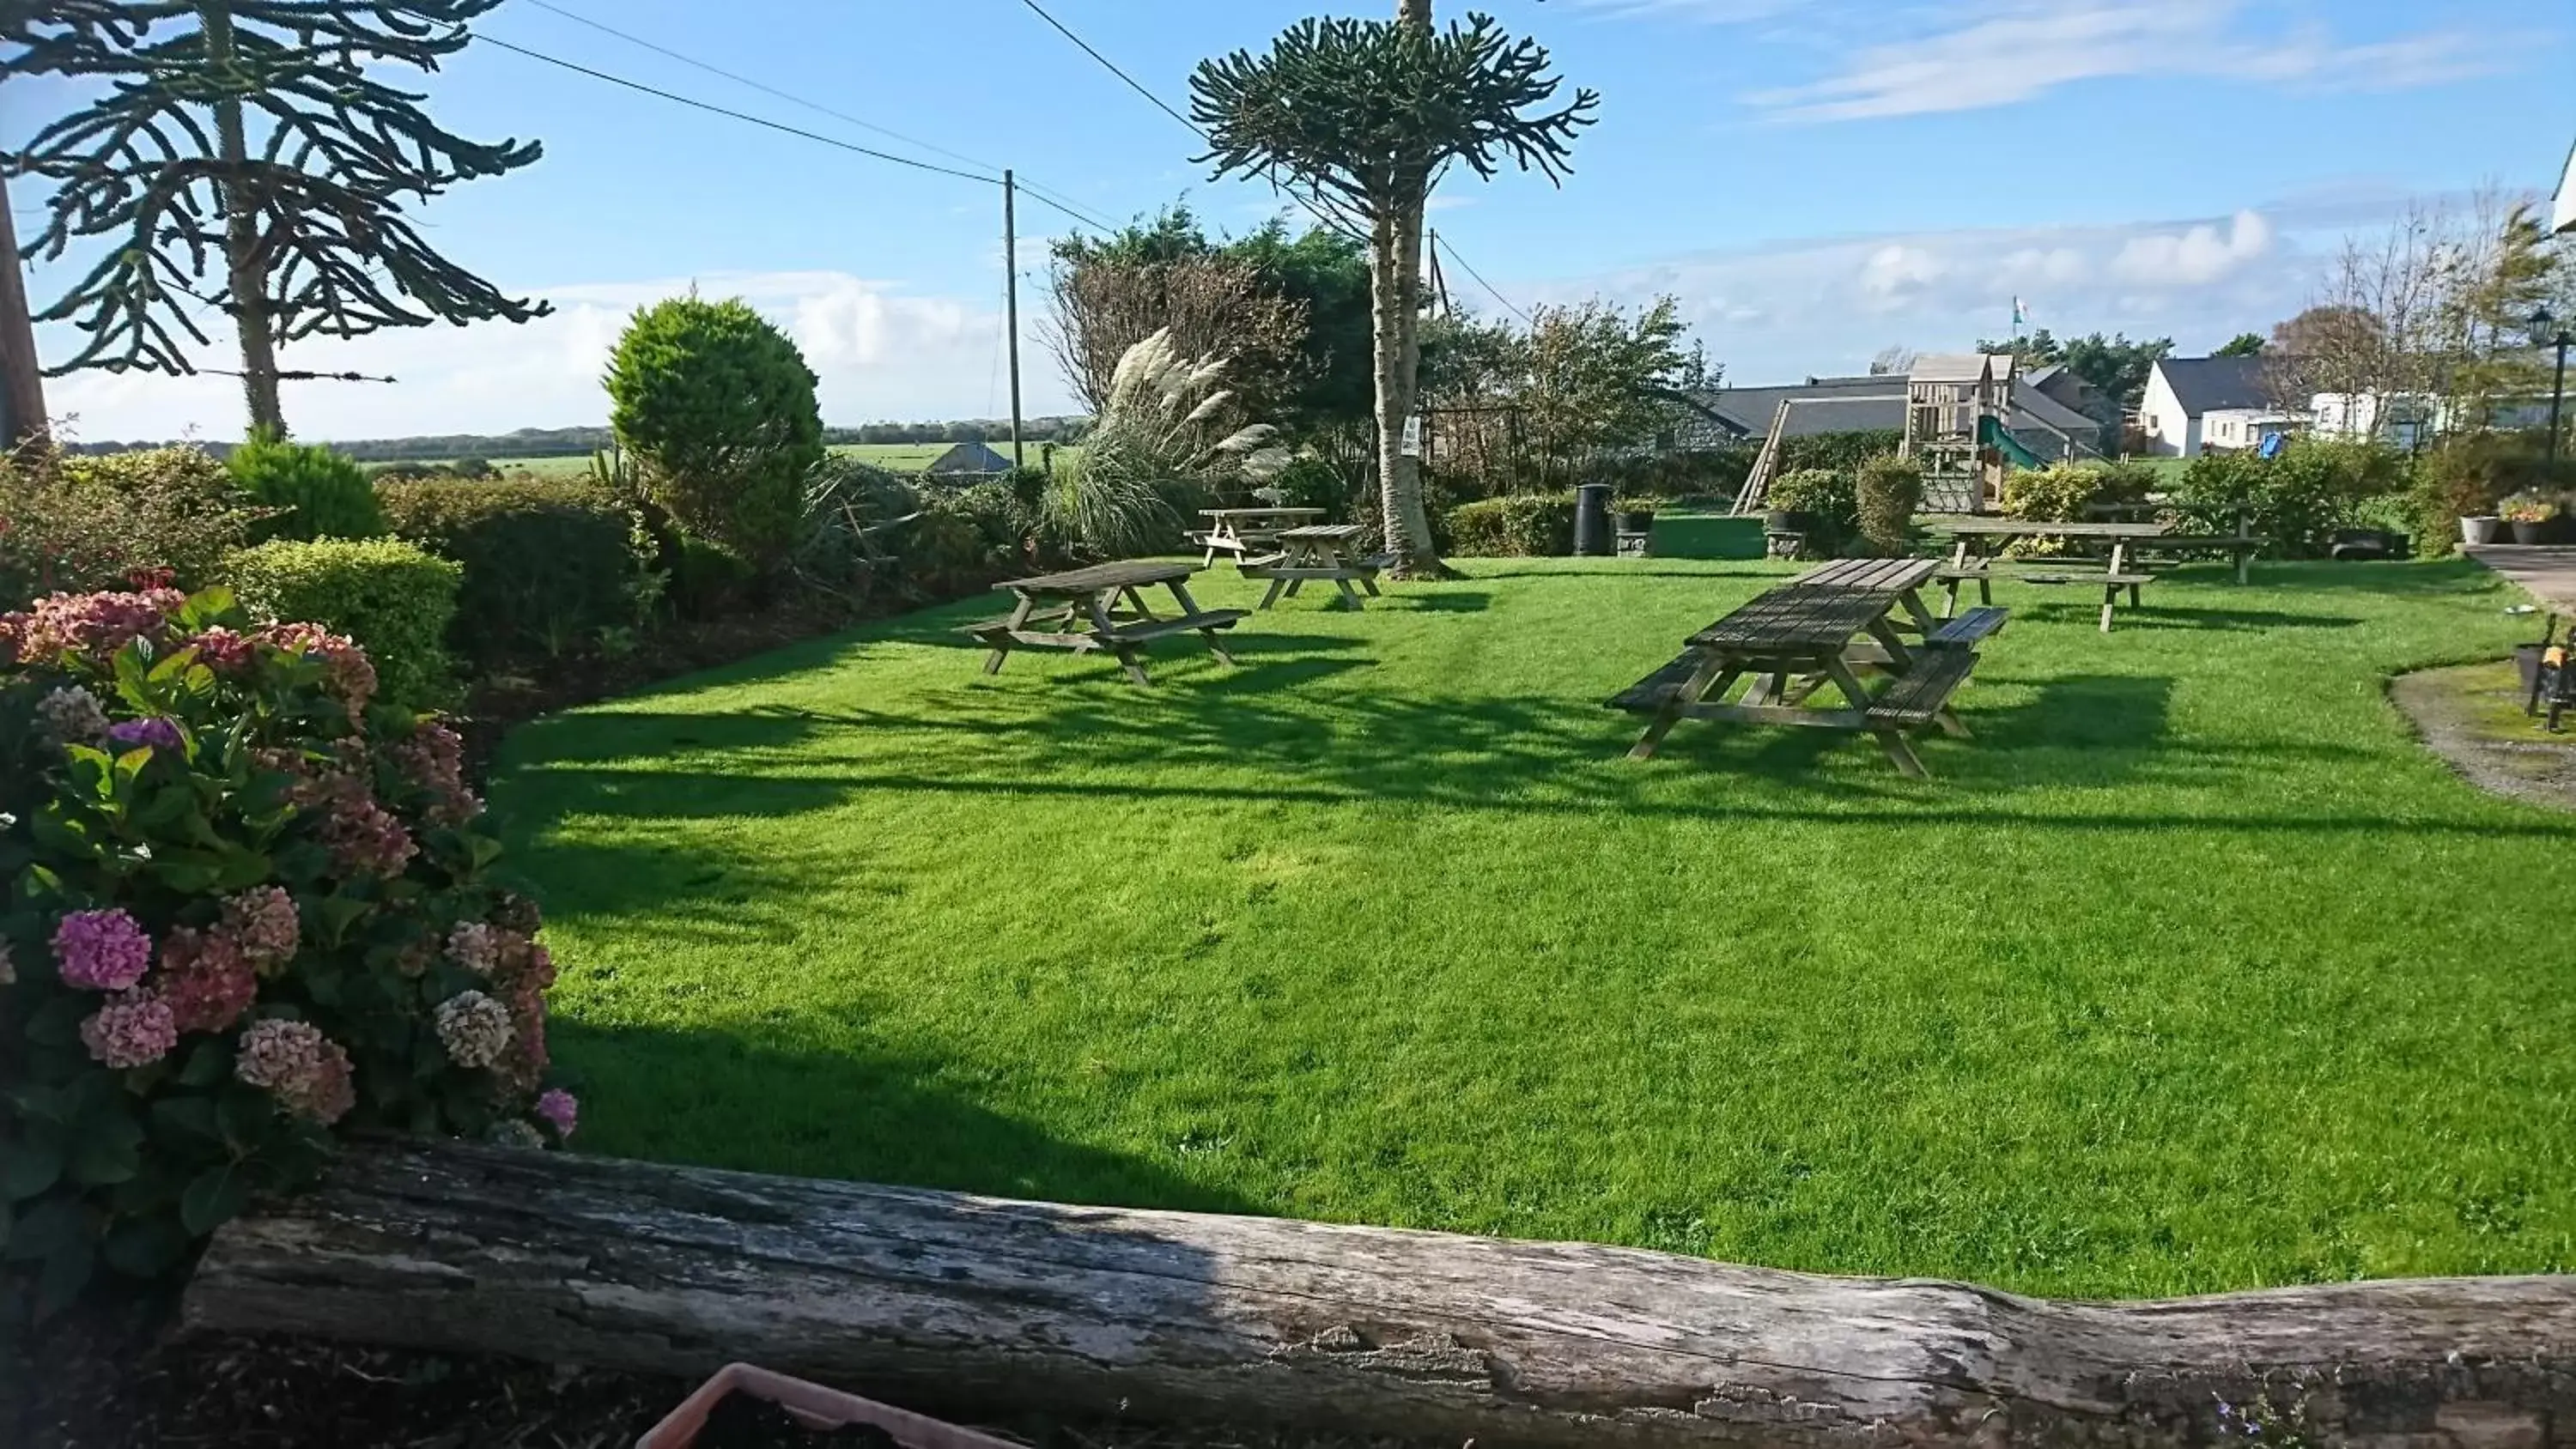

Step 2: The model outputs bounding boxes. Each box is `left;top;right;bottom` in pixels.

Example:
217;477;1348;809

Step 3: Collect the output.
0;585;574;1309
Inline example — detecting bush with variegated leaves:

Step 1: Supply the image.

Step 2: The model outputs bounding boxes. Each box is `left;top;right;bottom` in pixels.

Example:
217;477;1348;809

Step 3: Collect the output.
0;585;575;1312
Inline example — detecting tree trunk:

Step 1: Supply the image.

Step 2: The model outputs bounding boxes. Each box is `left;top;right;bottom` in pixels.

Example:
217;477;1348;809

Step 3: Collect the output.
187;1142;2576;1449
1364;0;1452;581
203;1;285;436
0;169;49;448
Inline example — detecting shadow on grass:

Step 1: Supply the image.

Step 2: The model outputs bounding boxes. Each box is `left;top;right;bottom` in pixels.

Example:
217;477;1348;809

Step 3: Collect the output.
2013;602;2368;632
554;1021;1258;1216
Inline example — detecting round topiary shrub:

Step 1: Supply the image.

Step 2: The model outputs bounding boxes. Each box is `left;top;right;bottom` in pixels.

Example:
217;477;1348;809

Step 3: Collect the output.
222;537;462;711
0;586;575;1308
226;431;386;542
604;295;824;571
1853;453;1923;557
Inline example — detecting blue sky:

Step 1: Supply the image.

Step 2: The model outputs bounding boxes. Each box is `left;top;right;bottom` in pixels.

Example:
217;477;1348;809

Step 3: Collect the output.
9;0;2569;440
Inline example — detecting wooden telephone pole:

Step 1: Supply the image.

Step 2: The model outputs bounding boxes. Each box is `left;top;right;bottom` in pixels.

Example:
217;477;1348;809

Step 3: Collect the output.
1003;169;1025;470
0;167;49;447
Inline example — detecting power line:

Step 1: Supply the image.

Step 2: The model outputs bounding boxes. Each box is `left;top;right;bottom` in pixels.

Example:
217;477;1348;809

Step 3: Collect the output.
477;35;1003;185
516;0;1113;232
1435;232;1533;325
1013;0;1200;136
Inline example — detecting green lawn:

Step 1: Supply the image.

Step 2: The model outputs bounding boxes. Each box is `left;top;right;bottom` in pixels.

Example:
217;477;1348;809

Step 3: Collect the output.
490;557;2576;1299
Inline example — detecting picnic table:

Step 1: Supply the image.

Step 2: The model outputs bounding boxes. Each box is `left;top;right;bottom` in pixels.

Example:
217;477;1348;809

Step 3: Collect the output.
1607;557;2008;779
1192;507;1325;566
1242;523;1382;610
1920;517;2263;633
963;561;1249;686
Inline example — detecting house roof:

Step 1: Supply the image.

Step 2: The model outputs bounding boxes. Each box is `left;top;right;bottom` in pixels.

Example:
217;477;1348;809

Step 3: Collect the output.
925;440;1012;475
1675;373;2102;452
2151;356;2272;415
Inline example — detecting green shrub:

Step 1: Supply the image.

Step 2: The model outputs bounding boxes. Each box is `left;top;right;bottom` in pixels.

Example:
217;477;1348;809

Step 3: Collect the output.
1262;456;1351;517
378;478;641;662
1446;494;1577;556
227;432;385;542
668;535;758;621
1;446;270;608
605;296;825;570
1779;430;1905;476
2408;431;2576;555
1853;454;1923;556
0;585;572;1307
1766;468;1856;555
222;539;460;709
2002;461;2153;524
2175;439;2406;557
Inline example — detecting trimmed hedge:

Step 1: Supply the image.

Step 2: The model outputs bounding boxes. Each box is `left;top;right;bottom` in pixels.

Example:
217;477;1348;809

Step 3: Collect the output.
378;478;640;660
1854;454;1923;556
223;538;461;709
228;432;386;541
1447;494;1577;557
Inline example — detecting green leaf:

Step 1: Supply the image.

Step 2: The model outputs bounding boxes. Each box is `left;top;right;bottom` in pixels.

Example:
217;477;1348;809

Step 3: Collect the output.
0;1198;11;1256
216;1088;276;1152
149;1094;223;1149
179;1165;249;1236
5;1195;87;1263
146;644;203;685
2;1131;64;1200
103;1215;192;1278
25;996;86;1050
35;1235;95;1319
176;1040;231;1089
68;1107;143;1186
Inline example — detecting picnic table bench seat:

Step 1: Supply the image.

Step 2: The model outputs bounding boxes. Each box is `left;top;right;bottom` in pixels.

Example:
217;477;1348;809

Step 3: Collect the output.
1924;606;2009;649
1865;648;1979;729
1094;609;1249;646
1608;652;1708;714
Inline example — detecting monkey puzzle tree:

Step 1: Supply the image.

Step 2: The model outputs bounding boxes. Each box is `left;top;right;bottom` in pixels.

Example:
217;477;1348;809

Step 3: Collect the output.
3;2;548;434
1190;7;1595;577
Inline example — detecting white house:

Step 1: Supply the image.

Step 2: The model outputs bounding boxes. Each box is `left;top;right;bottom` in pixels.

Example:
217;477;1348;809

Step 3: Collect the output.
2200;407;2306;453
2137;355;2275;458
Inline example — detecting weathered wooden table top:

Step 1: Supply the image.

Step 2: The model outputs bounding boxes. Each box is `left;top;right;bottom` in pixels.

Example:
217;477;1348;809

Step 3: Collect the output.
1277;523;1365;543
1790;558;1939;592
1690;585;1905;652
998;560;1198;596
1202;507;1325;521
1920;517;2173;539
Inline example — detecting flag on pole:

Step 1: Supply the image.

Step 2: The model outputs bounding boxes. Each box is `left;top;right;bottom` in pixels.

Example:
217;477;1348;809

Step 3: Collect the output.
2012;296;2029;328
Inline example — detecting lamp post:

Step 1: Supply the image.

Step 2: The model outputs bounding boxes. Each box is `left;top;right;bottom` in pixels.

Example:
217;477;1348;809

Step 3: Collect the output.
2535;306;2573;470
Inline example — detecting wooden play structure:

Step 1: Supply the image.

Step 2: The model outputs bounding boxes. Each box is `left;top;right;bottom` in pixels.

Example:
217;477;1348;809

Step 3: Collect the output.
1730;354;2065;518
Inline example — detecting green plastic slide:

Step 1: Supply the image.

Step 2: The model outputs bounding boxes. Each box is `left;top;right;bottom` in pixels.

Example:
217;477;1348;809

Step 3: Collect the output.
1978;414;2051;470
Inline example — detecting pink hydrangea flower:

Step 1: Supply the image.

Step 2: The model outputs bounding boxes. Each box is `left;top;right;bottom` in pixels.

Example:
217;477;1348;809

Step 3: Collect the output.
307;776;416;879
161;927;258;1034
188;626;257;671
0;938;15;985
534;1088;578;1140
222;887;301;970
0;610;25;666
392;721;480;825
259;621;379;717
234;1019;357;1125
80;991;179;1070
34;686;112;743
14;588;185;662
447;921;504;978
53;908;154;991
434;991;513;1070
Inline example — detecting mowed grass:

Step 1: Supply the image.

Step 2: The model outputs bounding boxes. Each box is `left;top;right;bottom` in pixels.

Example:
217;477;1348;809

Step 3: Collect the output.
489;557;2576;1298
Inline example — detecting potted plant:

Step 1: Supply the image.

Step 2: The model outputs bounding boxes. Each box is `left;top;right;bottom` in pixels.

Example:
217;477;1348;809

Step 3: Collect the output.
1614;495;1660;533
2461;513;2503;546
2501;493;2560;545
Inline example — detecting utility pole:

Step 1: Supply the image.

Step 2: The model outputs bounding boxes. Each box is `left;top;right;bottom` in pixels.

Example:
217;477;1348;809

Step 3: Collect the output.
1004;169;1025;470
0;167;49;448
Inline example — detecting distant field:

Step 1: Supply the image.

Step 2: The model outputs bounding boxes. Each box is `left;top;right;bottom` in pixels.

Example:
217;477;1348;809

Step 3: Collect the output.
416;443;1068;479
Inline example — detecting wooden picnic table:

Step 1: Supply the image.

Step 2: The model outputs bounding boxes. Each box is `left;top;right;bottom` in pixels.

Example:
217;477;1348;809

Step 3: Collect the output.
1192;507;1325;566
963;560;1249;686
1919;517;2258;633
1242;523;1382;610
1608;557;2006;779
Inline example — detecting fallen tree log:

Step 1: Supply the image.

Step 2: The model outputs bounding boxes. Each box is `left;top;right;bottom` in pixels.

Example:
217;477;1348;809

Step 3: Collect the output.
185;1143;2576;1447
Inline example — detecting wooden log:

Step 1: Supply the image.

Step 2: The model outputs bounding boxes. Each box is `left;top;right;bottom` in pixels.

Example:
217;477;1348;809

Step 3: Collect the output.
185;1143;2576;1448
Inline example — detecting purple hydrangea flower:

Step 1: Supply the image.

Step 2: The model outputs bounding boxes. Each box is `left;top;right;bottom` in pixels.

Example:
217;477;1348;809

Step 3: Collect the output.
54;909;154;991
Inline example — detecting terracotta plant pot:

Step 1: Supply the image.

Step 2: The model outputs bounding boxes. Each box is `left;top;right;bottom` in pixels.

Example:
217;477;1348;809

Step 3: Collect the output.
2462;516;2502;546
635;1363;1019;1449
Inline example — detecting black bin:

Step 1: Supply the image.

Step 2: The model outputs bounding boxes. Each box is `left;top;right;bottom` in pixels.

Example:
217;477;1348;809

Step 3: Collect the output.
1574;483;1613;557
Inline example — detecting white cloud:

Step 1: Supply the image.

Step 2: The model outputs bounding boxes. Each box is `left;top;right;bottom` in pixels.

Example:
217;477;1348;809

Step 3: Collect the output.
37;270;1075;444
1515;205;2325;383
1579;0;2508;122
